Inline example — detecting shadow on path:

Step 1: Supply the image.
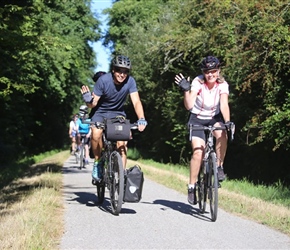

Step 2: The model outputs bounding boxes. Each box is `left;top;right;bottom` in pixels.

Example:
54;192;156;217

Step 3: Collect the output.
143;199;212;222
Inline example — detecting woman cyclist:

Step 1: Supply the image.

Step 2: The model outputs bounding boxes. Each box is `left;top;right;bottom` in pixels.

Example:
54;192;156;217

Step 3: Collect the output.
175;55;232;205
69;114;79;155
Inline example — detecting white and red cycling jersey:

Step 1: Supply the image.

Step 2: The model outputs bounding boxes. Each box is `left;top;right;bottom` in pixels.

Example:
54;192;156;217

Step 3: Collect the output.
189;75;229;119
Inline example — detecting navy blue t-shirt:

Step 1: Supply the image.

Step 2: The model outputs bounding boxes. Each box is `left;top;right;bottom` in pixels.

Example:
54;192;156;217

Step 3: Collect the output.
92;73;138;117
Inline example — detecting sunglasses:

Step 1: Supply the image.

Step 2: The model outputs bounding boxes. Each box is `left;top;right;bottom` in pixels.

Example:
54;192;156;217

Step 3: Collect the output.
203;69;218;75
115;67;130;75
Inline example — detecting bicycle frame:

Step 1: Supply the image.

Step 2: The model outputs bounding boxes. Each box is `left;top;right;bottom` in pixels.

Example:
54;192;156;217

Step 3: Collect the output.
190;124;226;222
82;118;137;215
78;134;86;170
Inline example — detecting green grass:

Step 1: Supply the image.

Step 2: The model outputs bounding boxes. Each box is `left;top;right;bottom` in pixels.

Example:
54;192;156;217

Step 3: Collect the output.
0;150;68;249
0;149;64;189
132;157;290;210
222;179;290;208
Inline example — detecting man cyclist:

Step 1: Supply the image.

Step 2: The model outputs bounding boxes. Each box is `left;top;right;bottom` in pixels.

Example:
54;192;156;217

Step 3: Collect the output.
175;55;233;205
77;105;92;165
81;55;147;184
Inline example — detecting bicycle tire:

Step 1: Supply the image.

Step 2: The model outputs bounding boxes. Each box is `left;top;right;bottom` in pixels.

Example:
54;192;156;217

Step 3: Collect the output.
75;152;79;164
208;151;218;222
197;163;207;213
108;151;124;215
96;180;105;204
79;144;85;169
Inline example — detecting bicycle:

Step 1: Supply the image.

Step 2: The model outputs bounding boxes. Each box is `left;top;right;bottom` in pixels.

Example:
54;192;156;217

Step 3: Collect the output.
78;133;88;170
189;123;234;222
71;144;79;164
83;118;137;215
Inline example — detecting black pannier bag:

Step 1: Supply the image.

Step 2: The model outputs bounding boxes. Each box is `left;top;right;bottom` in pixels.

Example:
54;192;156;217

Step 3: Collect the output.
105;117;131;141
123;165;144;202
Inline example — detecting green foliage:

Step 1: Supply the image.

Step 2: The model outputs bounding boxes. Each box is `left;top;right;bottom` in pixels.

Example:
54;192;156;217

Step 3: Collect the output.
1;0;289;185
104;0;290;185
127;147;141;160
0;0;100;162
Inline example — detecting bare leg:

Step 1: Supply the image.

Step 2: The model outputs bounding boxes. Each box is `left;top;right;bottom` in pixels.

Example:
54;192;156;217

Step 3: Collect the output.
214;124;228;166
91;127;103;160
117;141;127;169
76;134;81;151
71;137;76;152
84;144;89;159
189;137;205;184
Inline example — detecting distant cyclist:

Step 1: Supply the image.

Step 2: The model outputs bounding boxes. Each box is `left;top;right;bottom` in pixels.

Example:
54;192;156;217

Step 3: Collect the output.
81;55;147;184
175;55;233;205
69;114;79;155
77;105;92;165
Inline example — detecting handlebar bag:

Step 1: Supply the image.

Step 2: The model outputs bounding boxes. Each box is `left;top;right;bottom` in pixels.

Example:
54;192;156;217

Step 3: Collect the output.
123;165;144;202
105;118;131;141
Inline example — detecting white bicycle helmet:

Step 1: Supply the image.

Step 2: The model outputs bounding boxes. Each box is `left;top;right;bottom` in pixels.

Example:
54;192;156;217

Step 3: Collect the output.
79;105;88;117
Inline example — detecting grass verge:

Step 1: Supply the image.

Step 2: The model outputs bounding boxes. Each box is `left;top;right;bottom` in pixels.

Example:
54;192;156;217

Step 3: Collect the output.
0;151;69;249
0;151;289;249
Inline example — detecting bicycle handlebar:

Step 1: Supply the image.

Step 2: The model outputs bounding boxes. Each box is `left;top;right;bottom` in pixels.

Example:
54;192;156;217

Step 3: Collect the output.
189;125;227;131
81;118;138;130
189;123;235;142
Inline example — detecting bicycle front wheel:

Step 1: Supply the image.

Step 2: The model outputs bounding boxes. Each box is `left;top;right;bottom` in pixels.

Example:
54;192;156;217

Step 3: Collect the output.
96;181;105;205
79;145;85;169
108;151;124;215
208;151;218;222
75;152;79;164
197;163;207;213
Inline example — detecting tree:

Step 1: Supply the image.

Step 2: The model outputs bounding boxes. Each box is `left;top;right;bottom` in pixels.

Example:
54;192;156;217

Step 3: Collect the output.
0;0;100;162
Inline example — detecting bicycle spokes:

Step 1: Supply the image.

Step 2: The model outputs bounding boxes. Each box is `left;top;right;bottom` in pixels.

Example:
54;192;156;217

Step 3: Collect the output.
109;152;124;215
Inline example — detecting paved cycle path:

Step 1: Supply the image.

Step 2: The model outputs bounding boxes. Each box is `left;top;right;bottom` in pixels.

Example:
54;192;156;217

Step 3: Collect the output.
60;155;290;249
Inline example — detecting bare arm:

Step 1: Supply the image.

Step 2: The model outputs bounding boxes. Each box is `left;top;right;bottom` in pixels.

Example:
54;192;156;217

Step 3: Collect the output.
220;93;230;122
68;125;72;136
130;92;145;119
86;127;92;138
130;92;146;131
183;90;198;111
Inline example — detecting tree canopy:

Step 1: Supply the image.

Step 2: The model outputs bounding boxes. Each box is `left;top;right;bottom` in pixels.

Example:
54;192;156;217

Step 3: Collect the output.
104;0;290;185
0;0;100;161
1;0;289;186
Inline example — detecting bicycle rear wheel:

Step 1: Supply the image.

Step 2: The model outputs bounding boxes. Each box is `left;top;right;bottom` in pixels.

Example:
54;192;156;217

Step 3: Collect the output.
208;151;218;221
108;151;124;215
197;163;207;213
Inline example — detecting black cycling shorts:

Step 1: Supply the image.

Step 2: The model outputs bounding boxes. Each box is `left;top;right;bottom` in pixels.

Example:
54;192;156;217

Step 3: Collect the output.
187;113;224;141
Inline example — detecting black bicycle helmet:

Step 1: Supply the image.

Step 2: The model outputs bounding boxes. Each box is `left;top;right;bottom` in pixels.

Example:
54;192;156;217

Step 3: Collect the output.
92;71;106;82
200;56;220;71
112;55;131;69
79;105;88;117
